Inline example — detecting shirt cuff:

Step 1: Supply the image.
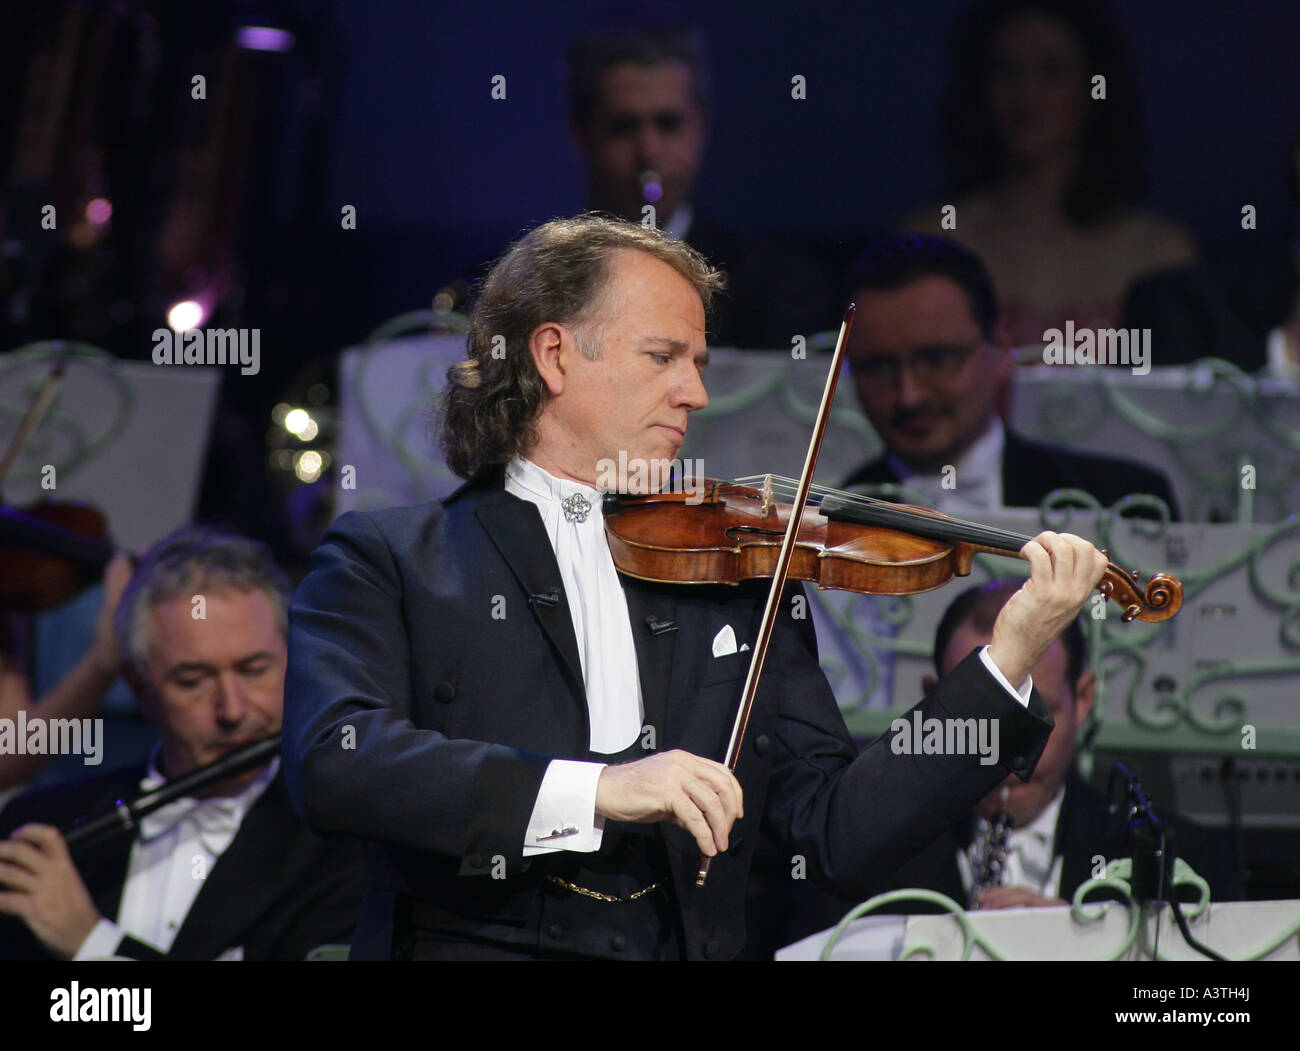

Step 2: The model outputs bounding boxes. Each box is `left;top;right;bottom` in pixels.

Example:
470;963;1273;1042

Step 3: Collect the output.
979;645;1032;707
73;918;125;961
522;759;606;855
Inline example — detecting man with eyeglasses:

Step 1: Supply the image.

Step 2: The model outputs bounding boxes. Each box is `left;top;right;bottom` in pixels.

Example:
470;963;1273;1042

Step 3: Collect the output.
841;234;1179;518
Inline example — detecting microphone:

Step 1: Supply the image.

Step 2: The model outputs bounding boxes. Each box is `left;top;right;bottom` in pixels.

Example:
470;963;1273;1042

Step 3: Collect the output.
646;616;678;635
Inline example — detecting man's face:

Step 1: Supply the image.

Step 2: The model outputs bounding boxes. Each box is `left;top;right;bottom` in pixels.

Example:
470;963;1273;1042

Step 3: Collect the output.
848;276;1009;472
134;586;285;796
573;62;706;222
939;624;1093;829
533;248;709;486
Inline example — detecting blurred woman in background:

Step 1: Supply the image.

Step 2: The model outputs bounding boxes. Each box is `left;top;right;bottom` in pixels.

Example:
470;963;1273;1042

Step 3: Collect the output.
902;0;1197;349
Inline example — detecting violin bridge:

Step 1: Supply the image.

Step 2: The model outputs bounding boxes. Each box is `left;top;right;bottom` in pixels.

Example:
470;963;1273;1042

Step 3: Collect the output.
760;473;775;518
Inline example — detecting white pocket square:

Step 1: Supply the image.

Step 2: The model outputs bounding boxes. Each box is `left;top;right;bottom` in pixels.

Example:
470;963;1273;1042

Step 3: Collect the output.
214;945;244;961
711;625;751;657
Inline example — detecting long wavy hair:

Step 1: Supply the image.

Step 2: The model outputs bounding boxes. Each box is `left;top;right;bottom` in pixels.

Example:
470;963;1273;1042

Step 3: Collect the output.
439;214;724;480
941;0;1143;227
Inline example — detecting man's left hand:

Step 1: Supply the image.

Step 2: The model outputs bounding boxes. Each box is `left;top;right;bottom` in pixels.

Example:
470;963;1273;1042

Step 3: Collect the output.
975;885;1067;910
0;823;103;959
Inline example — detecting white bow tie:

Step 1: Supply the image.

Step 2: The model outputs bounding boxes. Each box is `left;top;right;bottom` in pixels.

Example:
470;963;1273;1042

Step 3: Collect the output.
136;776;243;855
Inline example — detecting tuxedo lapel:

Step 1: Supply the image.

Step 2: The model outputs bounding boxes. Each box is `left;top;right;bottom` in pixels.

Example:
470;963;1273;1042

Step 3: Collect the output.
620;579;678;748
64;766;146;932
999;431;1036;508
475;498;586;705
168;773;291;960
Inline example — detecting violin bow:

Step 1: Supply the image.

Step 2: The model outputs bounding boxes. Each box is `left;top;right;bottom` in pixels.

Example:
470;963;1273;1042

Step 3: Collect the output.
695;303;856;888
0;344;72;500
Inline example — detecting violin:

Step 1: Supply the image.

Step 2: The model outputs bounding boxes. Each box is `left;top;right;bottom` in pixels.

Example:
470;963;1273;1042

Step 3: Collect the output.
604;475;1181;623
603;304;1183;888
0;502;115;612
0;349;119;611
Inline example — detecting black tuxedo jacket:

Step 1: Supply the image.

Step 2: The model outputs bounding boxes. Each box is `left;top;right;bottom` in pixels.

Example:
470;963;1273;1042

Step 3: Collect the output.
842;429;1181;519
283;470;1055;960
878;769;1246;911
0;765;366;960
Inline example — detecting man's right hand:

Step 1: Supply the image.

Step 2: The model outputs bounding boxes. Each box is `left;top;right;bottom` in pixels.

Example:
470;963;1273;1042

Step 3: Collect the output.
595;750;744;858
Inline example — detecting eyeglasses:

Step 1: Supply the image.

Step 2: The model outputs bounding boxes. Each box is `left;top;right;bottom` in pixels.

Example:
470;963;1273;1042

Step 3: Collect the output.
848;342;981;386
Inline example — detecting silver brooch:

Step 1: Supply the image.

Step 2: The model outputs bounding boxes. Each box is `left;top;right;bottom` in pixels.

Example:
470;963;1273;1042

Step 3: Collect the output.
561;492;592;524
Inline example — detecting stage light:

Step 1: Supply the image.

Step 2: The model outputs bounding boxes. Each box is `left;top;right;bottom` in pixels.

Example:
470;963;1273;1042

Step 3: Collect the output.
167;300;204;330
284;408;311;435
235;26;295;52
86;198;113;224
295;450;323;482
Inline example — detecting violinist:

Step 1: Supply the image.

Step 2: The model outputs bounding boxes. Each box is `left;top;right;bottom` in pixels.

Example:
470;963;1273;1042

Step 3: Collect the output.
284;213;1110;961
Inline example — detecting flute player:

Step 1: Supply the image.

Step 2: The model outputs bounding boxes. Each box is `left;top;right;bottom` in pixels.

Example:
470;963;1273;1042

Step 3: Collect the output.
0;527;364;961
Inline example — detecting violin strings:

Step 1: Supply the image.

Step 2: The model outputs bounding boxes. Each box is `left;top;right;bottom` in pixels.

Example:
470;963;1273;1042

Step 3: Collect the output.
729;474;1035;551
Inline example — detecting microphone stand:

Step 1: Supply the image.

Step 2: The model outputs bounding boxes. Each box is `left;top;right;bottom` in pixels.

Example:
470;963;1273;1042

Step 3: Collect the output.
1107;762;1226;962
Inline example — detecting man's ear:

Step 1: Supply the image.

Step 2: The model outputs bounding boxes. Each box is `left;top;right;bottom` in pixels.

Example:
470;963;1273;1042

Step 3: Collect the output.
529;322;569;397
1073;669;1097;726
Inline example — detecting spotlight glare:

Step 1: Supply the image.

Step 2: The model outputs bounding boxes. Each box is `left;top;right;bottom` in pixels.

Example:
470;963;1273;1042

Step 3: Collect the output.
235;26;296;52
295;450;323;482
86;198;113;224
167;300;204;330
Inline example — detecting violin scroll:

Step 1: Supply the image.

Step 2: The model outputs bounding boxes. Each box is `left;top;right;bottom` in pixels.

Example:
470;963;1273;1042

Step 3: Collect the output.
1097;563;1183;623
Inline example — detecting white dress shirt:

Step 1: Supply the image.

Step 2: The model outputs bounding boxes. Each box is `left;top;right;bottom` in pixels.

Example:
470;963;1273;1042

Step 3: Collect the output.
885;417;1005;513
1265;327;1300;384
958;784;1065;902
506;456;642;855
73;754;279;960
506;455;1032;857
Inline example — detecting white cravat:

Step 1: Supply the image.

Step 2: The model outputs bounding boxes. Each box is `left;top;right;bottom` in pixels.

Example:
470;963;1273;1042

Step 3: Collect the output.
504;456;643;752
886;417;1005;512
959;784;1065;901
506;456;644;855
73;754;278;960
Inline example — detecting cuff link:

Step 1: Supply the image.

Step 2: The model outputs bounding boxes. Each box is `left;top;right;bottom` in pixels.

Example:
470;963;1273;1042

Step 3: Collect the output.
536;824;580;841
